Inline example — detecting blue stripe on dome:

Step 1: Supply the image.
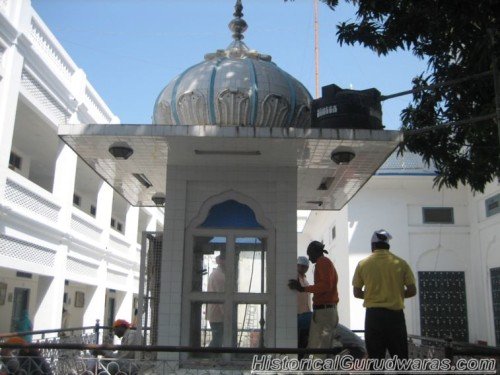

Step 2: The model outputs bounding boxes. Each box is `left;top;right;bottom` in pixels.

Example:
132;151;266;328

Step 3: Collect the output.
208;59;223;125
246;59;258;126
279;68;296;126
152;90;164;124
171;61;205;125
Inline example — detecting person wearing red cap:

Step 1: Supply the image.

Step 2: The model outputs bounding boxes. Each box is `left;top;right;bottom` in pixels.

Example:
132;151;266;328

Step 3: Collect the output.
94;319;142;361
1;336;24;372
2;336;53;375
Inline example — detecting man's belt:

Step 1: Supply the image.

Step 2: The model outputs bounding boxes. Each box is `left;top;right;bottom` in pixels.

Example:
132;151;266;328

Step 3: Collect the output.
313;304;336;310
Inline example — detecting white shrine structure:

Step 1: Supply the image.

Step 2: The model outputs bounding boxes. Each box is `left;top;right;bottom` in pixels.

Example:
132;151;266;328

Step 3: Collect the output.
0;1;499;370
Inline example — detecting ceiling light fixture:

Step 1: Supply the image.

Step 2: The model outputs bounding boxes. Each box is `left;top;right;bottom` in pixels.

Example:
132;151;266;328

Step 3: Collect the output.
151;193;166;206
331;150;355;165
109;142;134;160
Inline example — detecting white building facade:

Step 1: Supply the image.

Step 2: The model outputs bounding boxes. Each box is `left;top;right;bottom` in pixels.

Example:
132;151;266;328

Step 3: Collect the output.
0;0;162;334
1;0;499;355
299;153;500;346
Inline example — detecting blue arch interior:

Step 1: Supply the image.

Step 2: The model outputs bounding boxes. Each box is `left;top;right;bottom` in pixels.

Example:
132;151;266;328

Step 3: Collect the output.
200;199;263;229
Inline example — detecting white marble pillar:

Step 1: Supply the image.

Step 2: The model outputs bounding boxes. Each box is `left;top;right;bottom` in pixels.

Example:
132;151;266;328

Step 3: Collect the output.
53;141;78;221
125;205;139;251
0;0;31;197
96;181;114;244
83;261;107;328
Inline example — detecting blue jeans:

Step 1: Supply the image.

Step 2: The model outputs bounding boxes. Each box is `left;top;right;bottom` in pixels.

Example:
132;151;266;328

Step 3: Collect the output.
298;312;312;359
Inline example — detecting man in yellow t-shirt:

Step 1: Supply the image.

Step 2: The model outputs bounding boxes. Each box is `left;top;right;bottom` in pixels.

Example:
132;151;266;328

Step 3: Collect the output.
352;229;416;360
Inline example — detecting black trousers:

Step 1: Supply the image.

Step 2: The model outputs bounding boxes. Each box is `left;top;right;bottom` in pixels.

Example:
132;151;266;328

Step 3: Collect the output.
365;308;408;360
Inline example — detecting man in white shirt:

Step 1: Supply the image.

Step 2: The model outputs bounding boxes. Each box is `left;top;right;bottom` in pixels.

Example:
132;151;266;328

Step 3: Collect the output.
207;254;225;347
296;256;312;358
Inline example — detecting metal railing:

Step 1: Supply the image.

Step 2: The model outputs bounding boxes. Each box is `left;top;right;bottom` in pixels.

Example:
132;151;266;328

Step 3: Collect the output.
2;327;500;374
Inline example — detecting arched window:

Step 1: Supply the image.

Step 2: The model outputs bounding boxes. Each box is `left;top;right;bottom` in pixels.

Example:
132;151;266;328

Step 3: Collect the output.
181;194;275;362
200;200;264;229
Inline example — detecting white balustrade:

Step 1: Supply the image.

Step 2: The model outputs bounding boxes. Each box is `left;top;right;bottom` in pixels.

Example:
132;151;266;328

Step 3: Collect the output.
85;85;113;124
4;170;61;223
0;233;56;269
29;13;76;79
106;268;128;287
71;208;103;239
67;256;99;279
21;69;69;125
109;231;132;254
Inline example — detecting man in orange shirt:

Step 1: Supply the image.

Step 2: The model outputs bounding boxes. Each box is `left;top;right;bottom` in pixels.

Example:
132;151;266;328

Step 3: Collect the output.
289;241;341;357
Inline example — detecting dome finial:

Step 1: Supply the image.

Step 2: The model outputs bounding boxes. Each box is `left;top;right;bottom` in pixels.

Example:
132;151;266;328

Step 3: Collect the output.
228;0;248;44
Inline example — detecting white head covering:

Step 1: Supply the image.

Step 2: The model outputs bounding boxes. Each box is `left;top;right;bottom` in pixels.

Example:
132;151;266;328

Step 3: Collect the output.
371;229;393;244
297;256;309;266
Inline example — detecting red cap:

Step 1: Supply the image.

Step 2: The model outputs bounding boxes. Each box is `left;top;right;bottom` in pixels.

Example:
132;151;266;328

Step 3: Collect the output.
112;319;130;328
6;336;26;345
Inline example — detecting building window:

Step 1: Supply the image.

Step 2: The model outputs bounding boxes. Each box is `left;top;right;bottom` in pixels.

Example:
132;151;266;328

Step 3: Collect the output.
183;198;273;359
9;152;22;171
16;271;32;279
90;205;97;217
111;218;123;233
419;271;468;342
73;194;81;207
486;194;500;218
422;207;454;224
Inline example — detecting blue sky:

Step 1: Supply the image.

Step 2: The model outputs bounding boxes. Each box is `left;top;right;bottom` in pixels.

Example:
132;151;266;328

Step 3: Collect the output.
32;0;427;130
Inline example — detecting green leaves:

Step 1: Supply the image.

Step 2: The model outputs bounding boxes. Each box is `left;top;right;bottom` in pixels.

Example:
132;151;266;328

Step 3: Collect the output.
332;0;500;192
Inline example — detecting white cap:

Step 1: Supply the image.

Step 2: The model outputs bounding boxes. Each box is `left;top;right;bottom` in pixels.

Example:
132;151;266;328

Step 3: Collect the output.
371;229;393;244
297;256;309;266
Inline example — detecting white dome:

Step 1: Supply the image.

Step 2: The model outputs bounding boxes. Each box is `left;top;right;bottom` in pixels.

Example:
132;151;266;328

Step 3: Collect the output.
153;1;312;128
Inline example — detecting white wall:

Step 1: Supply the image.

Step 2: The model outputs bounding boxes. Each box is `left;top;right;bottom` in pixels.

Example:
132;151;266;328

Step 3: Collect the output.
468;181;500;345
301;175;500;345
158;165;298;356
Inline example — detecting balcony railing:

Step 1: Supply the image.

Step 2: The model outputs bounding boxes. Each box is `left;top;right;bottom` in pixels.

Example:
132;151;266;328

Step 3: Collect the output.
109;232;132;254
29;13;77;80
4;171;61;224
1;326;499;375
71;209;103;240
84;85;113;124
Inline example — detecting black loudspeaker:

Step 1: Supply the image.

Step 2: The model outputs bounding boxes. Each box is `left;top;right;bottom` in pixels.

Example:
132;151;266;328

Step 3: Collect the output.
311;84;383;130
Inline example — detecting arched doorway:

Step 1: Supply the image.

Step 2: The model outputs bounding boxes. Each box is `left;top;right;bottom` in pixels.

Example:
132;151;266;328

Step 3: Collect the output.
181;192;275;360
